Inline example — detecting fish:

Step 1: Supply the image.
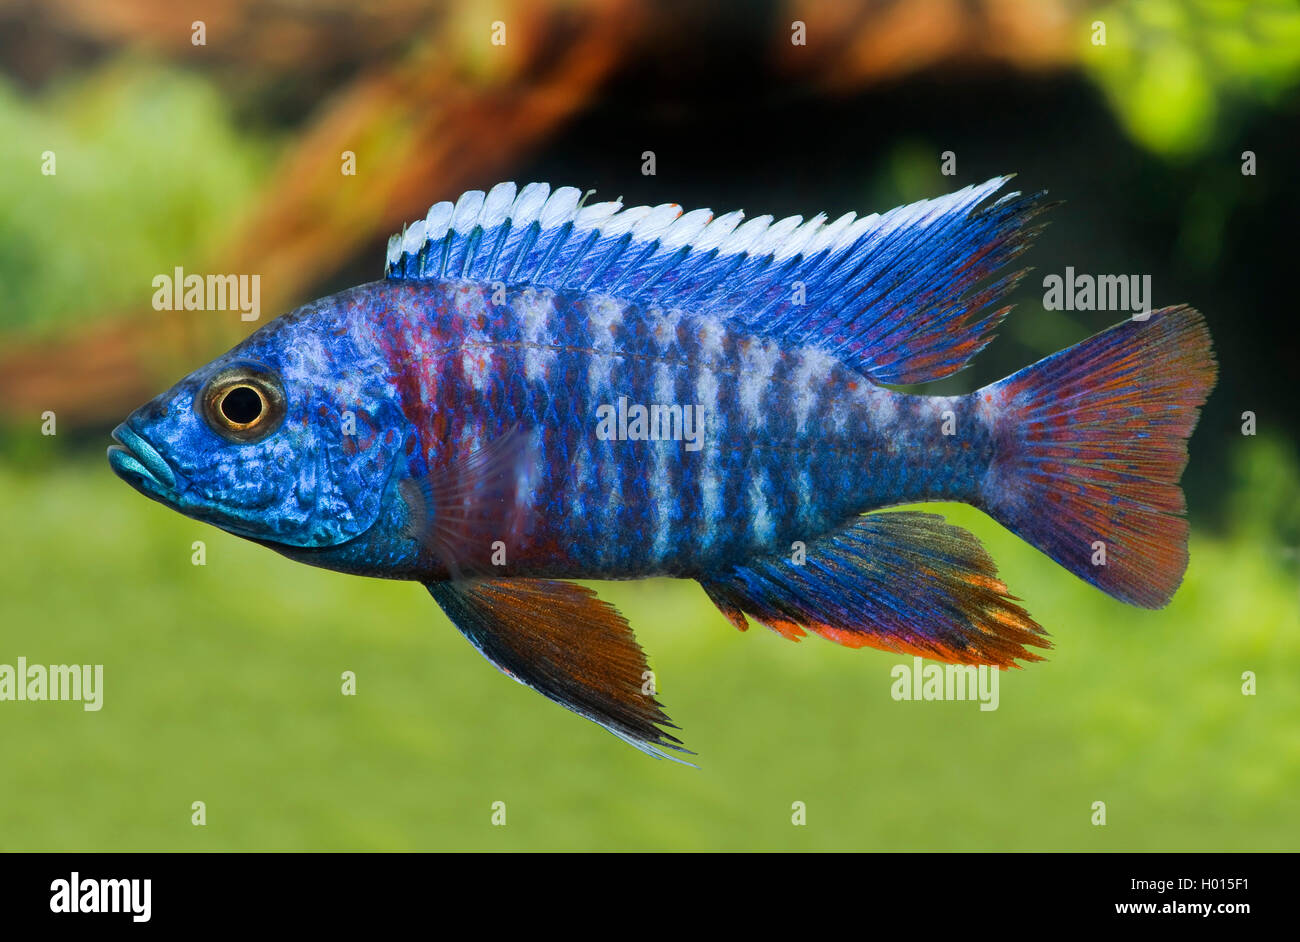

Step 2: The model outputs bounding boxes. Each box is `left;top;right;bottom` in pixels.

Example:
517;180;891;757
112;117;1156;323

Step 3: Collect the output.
108;177;1217;760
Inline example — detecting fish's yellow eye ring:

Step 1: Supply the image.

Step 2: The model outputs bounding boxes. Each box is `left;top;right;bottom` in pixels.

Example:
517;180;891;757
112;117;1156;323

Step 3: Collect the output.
200;365;287;443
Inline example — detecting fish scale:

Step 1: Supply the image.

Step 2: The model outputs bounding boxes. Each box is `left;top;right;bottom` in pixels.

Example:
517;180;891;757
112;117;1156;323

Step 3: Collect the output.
363;279;975;577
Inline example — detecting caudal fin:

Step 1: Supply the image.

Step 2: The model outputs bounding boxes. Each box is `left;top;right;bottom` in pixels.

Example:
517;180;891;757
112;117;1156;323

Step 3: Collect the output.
979;306;1216;608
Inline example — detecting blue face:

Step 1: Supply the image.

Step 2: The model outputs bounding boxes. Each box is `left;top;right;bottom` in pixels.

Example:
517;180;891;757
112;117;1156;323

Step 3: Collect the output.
108;296;410;550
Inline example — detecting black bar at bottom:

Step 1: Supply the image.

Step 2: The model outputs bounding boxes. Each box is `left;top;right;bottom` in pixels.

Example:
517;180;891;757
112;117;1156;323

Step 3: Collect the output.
0;852;1283;928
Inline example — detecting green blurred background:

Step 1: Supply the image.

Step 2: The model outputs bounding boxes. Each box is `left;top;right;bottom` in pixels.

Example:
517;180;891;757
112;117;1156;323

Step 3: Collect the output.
1;0;1297;851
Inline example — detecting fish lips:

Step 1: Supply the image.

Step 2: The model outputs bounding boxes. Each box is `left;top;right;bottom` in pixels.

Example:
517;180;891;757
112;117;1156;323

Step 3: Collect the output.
107;423;179;500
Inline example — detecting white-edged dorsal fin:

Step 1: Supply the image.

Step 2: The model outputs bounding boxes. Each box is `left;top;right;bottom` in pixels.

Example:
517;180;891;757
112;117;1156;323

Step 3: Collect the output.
384;178;1049;384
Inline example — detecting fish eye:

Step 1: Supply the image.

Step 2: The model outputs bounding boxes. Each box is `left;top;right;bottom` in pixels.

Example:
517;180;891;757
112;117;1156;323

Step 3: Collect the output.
200;364;287;443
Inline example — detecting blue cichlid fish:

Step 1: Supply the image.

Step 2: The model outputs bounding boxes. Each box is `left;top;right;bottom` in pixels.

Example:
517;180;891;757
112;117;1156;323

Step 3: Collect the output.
109;178;1216;760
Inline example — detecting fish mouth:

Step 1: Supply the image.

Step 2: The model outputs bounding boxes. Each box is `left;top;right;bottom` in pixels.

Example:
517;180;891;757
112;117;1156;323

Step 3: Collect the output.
108;424;178;495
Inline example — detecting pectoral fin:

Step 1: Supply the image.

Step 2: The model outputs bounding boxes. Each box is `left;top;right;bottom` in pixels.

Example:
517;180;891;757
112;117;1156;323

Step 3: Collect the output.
426;578;692;762
401;425;534;580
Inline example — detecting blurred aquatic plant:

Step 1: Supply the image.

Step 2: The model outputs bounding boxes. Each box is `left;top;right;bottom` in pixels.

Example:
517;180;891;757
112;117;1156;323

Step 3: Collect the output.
1226;432;1300;550
1083;0;1300;155
0;60;270;336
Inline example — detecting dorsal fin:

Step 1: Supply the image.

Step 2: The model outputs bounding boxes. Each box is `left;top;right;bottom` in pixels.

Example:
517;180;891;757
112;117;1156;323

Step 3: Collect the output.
385;178;1049;384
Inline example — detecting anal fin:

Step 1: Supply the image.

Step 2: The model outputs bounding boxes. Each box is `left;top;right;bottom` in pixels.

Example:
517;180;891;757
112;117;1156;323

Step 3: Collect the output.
700;512;1050;667
426;578;692;761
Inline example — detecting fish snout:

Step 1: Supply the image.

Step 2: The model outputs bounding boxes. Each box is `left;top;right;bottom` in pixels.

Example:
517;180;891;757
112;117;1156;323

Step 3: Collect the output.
108;423;178;494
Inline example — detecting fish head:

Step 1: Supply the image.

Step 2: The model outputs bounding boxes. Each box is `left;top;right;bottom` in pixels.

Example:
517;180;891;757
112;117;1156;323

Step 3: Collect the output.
108;290;409;549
